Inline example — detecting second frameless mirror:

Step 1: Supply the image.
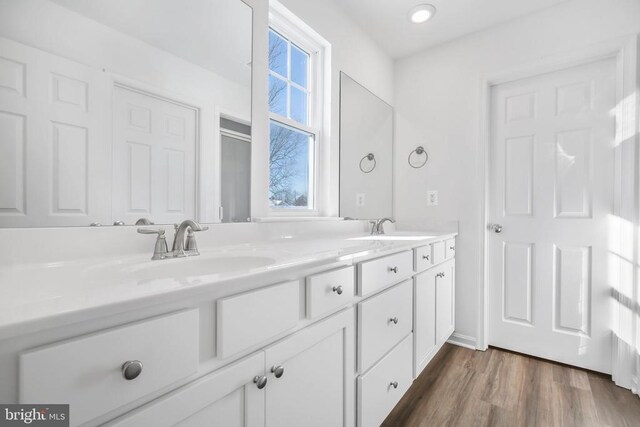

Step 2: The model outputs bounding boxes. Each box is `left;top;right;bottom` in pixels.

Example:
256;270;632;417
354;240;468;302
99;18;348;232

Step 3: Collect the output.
339;73;393;219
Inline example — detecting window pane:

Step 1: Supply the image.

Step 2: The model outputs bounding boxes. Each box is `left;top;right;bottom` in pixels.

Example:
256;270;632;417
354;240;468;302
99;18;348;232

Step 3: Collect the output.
268;30;287;77
269;121;313;209
269;75;287;116
290;44;308;88
290;86;308;125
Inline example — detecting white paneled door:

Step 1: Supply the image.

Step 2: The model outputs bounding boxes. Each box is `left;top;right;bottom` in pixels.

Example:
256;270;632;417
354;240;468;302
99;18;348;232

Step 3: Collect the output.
0;37;110;227
112;85;197;225
488;58;616;373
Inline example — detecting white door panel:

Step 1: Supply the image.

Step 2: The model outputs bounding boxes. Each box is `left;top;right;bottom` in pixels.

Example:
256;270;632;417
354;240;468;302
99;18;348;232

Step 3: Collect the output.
112;85;197;225
0;37;109;226
489;58;615;373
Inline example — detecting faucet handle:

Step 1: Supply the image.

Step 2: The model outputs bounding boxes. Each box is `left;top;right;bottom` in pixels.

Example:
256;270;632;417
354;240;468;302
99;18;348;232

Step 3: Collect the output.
137;228;166;236
137;228;169;260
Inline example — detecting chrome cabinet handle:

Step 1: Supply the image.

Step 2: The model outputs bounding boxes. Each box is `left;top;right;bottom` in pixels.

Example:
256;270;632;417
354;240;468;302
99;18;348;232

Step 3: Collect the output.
490;224;503;233
436;272;445;278
389;317;399;324
422;255;430;260
449;246;455;250
253;375;268;389
121;360;143;380
271;365;285;378
390;381;398;389
332;285;343;295
388;266;398;273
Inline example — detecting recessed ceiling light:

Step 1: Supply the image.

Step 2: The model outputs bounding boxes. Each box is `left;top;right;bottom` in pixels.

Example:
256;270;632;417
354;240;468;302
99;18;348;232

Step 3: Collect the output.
409;4;436;24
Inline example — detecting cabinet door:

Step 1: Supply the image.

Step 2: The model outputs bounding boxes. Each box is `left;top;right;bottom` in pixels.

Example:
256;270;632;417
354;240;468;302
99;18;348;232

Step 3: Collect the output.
264;309;355;427
414;269;437;378
436;259;456;344
107;352;266;427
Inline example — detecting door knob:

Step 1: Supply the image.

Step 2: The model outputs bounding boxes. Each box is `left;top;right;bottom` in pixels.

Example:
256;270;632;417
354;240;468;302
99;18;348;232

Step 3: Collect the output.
253;375;268;389
490;224;503;233
271;365;285;378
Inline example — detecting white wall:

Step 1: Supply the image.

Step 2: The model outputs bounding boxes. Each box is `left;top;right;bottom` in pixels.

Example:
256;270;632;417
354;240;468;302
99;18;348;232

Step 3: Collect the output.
393;0;640;345
248;0;395;217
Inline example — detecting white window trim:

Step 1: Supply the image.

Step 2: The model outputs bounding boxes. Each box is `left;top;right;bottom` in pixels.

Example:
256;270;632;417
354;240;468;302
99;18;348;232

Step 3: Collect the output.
267;0;331;217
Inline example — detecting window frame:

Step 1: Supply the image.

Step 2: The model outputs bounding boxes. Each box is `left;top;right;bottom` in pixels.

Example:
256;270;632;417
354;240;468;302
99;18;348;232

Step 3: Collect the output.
267;1;329;215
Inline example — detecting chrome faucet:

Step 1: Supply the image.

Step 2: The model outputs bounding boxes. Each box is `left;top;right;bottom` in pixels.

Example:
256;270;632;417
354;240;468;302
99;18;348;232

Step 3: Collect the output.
371;218;395;235
172;220;209;257
138;219;209;260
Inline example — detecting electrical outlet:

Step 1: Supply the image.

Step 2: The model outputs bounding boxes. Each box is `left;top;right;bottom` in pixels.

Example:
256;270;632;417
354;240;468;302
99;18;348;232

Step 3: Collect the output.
427;190;439;206
356;193;366;207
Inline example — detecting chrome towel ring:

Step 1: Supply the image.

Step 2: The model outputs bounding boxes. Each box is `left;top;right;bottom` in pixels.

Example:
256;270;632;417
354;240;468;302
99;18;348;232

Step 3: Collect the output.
359;153;376;173
408;146;428;169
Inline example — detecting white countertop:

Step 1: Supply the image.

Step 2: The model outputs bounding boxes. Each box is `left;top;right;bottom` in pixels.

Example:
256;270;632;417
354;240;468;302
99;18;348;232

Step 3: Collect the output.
0;230;456;340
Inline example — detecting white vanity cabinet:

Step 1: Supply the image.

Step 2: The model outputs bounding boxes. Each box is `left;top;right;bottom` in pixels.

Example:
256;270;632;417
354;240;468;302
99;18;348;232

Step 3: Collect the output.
413;243;456;379
7;233;456;427
414;268;438;377
436;259;456;344
264;308;354;427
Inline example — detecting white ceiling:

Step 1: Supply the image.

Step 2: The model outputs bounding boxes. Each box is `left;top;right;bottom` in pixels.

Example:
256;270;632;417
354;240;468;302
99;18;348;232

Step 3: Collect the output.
49;0;252;86
337;0;570;58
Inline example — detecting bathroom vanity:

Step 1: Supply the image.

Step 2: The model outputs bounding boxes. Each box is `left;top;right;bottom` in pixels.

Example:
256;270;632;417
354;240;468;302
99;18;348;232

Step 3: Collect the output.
0;226;456;427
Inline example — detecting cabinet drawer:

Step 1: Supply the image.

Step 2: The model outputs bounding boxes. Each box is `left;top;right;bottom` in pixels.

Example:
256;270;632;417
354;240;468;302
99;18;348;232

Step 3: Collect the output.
358;251;412;296
20;310;199;426
306;266;354;319
431;241;446;265
106;352;266;427
414;245;433;273
217;280;299;359
358;280;412;372
445;238;456;259
357;334;413;427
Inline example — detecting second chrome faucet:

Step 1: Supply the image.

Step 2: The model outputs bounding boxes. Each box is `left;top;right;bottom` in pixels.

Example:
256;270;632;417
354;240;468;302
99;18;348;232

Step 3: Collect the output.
138;219;209;260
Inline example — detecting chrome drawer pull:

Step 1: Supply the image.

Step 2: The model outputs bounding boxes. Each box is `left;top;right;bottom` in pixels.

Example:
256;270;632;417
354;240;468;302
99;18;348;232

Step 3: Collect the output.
389;317;399;324
388;266;398;273
449;246;455;250
121;360;143;380
271;365;285;378
390;381;398;389
422;255;430;260
332;285;344;295
253;375;268;389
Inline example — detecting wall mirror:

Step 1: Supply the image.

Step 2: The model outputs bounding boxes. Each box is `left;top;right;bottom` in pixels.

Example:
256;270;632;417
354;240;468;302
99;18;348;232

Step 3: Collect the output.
0;0;252;227
339;73;393;219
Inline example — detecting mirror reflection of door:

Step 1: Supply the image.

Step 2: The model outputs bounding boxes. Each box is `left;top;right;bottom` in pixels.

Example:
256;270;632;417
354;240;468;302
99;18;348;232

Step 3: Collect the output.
220;117;251;223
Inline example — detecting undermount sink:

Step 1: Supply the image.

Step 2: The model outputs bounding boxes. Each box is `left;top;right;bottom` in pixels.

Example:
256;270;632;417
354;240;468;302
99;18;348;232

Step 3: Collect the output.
124;255;277;282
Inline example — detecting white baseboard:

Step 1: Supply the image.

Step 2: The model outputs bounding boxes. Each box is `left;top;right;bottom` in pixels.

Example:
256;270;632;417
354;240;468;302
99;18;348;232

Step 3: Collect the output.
447;332;477;350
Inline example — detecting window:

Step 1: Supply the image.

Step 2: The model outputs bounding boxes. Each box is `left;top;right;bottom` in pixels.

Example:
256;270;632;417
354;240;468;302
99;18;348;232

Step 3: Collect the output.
268;27;316;209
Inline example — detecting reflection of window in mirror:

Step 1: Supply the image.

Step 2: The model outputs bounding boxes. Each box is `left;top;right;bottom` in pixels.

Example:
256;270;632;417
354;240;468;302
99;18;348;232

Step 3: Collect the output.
268;1;330;214
220;118;251;223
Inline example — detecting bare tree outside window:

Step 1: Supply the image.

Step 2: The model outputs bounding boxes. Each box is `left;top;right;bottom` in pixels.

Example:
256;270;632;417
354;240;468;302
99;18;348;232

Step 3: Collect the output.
268;29;313;209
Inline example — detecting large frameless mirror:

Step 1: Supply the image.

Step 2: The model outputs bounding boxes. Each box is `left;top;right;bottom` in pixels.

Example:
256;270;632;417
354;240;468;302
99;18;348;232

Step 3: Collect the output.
0;0;252;227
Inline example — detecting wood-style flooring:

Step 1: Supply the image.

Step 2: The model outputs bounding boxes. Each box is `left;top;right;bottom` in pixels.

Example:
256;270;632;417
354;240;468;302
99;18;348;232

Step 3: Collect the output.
382;344;640;427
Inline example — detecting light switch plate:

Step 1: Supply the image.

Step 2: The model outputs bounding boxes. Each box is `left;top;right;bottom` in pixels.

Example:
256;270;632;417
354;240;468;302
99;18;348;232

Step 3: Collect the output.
356;193;366;207
427;190;438;206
